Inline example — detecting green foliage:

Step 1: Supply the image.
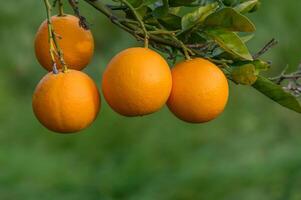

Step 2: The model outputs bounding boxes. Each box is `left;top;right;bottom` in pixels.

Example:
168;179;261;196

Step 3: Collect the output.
157;14;182;30
169;0;197;7
181;3;218;32
204;7;256;32
234;0;259;13
107;0;300;114
205;28;253;60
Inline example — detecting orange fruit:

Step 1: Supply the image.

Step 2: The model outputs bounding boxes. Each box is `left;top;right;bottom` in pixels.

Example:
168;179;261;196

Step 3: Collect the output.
32;69;100;133
167;58;229;123
34;14;94;71
102;47;172;116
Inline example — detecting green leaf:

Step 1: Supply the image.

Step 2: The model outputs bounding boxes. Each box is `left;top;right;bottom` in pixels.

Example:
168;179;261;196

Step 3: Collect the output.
152;0;169;18
153;6;168;18
169;0;197;7
232;64;257;85
240;34;254;43
222;0;237;6
181;3;218;32
186;31;207;44
127;0;157;7
169;7;181;15
204;7;256;32
137;6;152;19
145;0;158;4
252;76;301;113
125;5;152;20
205;28;253;61
127;0;143;7
235;0;259;13
158;14;182;30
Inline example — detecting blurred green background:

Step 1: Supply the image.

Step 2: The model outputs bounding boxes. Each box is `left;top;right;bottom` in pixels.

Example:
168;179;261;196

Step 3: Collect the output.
1;0;301;199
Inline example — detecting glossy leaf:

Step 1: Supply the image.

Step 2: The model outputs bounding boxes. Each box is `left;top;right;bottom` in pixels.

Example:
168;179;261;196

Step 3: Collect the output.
240;34;254;43
127;0;143;7
137;6;152;19
169;0;197;7
205;28;253;61
152;0;169;18
127;0;158;7
153;6;168;18
125;5;152;20
204;7;256;32
222;0;237;6
235;0;259;13
169;7;181;15
158;14;182;30
252;76;301;113
181;3;218;32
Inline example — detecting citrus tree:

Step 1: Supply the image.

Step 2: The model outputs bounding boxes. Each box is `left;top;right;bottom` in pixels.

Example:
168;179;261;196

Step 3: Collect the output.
33;0;301;133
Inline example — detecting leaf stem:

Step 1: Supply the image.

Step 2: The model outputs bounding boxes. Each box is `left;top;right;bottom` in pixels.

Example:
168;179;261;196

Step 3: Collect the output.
43;0;58;73
58;0;64;16
119;0;149;48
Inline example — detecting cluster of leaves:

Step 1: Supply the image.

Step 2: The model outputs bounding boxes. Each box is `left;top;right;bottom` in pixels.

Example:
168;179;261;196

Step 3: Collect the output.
83;0;301;113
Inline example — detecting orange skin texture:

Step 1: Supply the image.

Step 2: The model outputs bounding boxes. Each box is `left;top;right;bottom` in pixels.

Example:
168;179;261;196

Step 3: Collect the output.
102;47;172;116
167;58;229;123
34;15;94;71
32;70;100;133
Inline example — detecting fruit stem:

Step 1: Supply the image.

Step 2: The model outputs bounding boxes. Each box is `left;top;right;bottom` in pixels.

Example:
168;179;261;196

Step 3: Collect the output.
119;0;149;48
43;0;68;73
57;0;65;16
43;0;58;74
171;35;194;60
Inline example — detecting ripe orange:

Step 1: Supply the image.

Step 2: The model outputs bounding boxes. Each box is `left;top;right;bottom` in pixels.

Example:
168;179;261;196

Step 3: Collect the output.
32;70;100;133
167;58;229;123
102;47;172;116
34;15;94;71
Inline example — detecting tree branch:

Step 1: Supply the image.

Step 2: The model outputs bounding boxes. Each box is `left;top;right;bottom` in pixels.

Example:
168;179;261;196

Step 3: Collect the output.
270;64;301;97
82;0;208;60
68;0;90;30
253;38;278;59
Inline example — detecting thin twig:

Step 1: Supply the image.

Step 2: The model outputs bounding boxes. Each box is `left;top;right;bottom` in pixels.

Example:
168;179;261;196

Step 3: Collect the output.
253;38;278;59
44;0;58;73
148;30;180;35
68;0;90;30
171;35;193;60
270;64;301;97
